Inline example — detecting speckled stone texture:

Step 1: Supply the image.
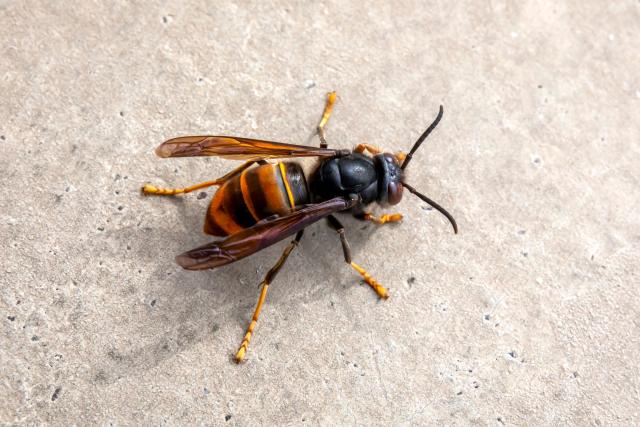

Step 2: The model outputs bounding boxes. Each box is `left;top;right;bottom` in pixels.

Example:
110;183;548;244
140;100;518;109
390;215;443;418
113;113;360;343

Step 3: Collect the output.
1;1;639;425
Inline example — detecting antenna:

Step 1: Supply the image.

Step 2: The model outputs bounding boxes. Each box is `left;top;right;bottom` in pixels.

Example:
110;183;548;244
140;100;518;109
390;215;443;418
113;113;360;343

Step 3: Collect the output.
401;105;444;171
402;182;458;234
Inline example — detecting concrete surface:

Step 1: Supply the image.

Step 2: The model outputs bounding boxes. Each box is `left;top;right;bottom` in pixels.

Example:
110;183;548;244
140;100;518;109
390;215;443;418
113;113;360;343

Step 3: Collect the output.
1;1;639;425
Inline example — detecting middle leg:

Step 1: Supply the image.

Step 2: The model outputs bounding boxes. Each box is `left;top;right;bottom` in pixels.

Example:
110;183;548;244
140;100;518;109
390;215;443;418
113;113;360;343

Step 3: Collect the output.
326;215;389;299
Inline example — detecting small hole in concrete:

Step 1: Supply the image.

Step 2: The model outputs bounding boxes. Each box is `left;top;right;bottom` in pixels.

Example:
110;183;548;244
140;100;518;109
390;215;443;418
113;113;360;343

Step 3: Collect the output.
51;387;61;401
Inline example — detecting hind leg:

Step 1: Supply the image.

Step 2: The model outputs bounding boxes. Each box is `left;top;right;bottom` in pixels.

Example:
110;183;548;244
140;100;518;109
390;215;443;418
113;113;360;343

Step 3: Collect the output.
142;160;255;196
235;230;304;363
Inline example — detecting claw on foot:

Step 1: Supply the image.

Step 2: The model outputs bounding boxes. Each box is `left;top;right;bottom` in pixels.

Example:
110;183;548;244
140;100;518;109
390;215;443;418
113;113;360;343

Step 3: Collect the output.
350;262;389;299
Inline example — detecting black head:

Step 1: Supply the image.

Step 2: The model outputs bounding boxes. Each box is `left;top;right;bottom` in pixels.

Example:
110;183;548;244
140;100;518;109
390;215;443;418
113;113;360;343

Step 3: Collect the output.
374;152;404;205
395;105;458;233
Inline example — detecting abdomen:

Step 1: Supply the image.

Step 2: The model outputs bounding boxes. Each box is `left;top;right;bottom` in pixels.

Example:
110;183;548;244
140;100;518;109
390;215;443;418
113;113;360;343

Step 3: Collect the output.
204;162;309;236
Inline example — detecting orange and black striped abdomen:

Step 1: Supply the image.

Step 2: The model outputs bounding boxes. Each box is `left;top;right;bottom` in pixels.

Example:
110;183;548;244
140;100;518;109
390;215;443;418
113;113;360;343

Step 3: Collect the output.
204;162;309;236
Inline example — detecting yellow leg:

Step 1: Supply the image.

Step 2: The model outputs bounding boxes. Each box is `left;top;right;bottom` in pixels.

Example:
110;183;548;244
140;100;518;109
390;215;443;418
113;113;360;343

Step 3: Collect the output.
350;262;389;299
141;180;217;196
354;143;382;156
235;231;303;363
142;161;255;196
356;144;406;164
235;281;270;363
327;215;389;300
317;91;337;148
362;213;403;225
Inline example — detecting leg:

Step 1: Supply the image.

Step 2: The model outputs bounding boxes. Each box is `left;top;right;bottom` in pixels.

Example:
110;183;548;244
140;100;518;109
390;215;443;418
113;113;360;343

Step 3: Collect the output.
354;143;383;156
142;160;255;196
355;212;403;225
356;144;406;164
326;215;389;299
235;230;304;363
317;91;337;148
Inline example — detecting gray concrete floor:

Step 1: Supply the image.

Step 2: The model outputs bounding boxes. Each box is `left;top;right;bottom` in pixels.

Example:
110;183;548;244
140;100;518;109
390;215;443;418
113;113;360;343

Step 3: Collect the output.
1;1;639;425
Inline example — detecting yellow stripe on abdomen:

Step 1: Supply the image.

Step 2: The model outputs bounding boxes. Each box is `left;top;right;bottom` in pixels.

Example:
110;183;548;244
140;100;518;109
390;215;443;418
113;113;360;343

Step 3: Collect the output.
278;162;296;209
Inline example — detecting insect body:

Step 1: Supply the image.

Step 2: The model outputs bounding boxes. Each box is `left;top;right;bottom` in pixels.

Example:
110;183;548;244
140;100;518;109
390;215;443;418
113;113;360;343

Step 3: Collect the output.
142;92;457;363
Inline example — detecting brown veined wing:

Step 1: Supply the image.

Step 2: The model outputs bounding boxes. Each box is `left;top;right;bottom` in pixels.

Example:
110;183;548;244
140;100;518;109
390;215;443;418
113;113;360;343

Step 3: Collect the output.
155;136;343;161
176;197;357;270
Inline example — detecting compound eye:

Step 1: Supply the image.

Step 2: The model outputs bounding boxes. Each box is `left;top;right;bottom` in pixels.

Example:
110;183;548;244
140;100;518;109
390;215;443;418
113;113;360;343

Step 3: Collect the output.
387;182;403;205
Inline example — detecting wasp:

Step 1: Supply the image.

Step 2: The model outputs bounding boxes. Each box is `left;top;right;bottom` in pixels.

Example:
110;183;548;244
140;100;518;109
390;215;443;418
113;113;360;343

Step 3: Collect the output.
142;92;457;363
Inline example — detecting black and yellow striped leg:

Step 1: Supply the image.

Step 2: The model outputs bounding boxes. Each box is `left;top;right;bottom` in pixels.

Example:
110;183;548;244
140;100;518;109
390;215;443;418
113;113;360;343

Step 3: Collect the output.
142;160;256;196
326;215;389;299
235;230;304;363
317;91;337;148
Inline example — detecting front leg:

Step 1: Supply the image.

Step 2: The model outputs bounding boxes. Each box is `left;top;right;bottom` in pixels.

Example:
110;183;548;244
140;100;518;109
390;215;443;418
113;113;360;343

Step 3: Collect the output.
354;212;403;225
355;144;406;164
354;143;382;156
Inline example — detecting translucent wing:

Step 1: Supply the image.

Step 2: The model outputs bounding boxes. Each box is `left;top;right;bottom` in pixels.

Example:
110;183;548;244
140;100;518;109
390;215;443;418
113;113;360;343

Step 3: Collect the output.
156;136;343;161
176;197;357;270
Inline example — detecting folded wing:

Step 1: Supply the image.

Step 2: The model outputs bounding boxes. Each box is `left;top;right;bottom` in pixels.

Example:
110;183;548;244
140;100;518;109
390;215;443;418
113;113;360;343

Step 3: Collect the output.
176;197;356;270
156;136;342;161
